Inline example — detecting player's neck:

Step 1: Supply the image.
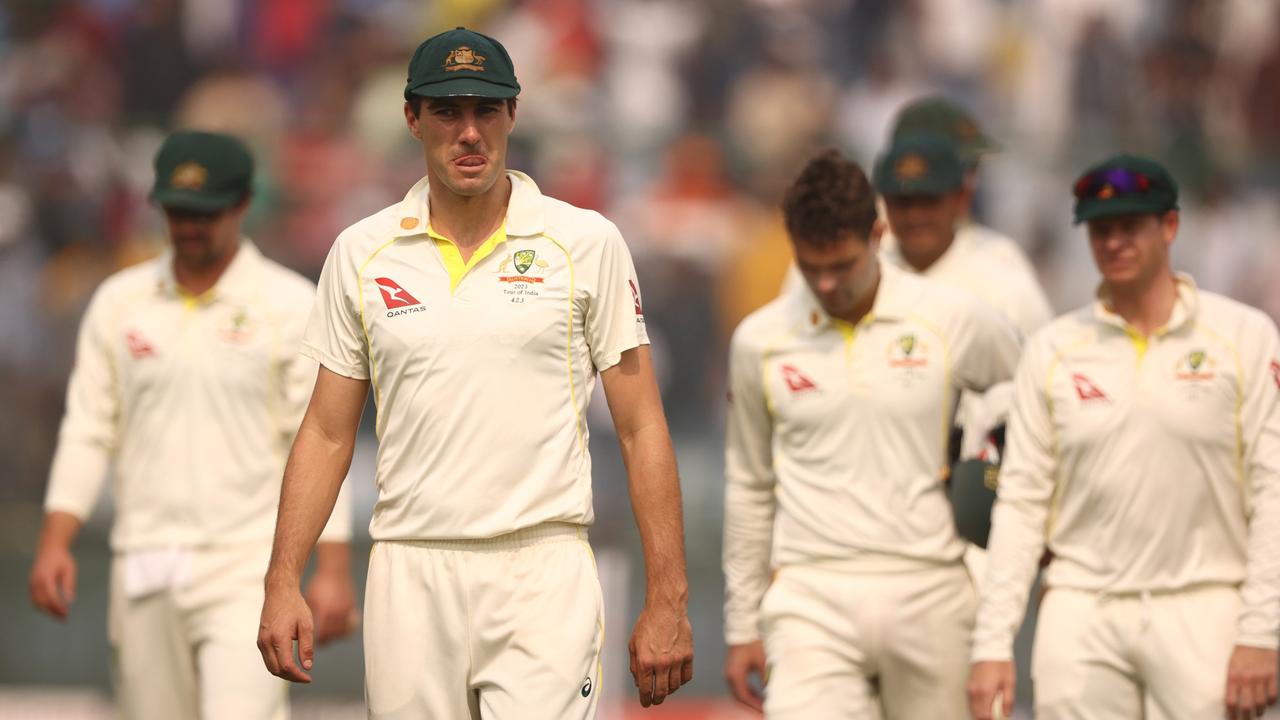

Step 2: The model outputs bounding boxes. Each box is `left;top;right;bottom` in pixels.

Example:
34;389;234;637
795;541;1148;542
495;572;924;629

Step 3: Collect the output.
1104;271;1178;337
900;238;953;274
173;242;239;298
428;175;512;257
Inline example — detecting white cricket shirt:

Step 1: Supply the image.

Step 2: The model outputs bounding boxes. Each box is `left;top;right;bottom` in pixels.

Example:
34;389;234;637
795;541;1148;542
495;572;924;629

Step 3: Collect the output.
302;171;648;541
723;264;1022;643
45;240;352;551
972;276;1280;660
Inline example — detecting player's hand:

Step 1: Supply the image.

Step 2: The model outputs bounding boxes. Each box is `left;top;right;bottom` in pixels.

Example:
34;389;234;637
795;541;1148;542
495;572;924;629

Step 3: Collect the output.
29;544;77;620
724;640;766;712
629;600;694;708
968;660;1015;720
258;581;315;683
1225;645;1278;719
304;567;357;645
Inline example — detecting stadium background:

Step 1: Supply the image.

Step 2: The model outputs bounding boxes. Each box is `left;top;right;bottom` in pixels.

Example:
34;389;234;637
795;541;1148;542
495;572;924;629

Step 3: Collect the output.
1;0;1279;717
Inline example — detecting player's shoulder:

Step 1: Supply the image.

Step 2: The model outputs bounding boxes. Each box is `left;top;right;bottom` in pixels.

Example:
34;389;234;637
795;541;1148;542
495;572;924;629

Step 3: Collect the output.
329;200;415;264
513;172;622;251
1195;287;1278;341
731;295;805;359
895;267;988;325
91;254;165;304
1025;305;1096;358
958;223;1038;272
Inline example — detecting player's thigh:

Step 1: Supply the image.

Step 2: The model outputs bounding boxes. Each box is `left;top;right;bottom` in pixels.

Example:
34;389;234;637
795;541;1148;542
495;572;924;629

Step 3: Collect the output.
108;560;198;720
1142;585;1239;720
761;570;876;720
1032;589;1140;720
471;538;602;720
197;578;288;720
364;541;475;720
877;565;975;720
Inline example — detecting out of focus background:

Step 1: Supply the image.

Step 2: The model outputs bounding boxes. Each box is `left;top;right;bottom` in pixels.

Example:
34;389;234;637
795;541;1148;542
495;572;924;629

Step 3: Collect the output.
1;0;1278;717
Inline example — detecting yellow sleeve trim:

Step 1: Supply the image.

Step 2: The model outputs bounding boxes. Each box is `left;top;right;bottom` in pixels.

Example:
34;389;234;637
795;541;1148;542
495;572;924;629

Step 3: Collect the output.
429;222;507;293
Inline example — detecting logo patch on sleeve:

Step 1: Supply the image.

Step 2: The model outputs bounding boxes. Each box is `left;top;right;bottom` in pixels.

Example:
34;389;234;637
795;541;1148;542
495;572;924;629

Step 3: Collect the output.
1271;360;1280;390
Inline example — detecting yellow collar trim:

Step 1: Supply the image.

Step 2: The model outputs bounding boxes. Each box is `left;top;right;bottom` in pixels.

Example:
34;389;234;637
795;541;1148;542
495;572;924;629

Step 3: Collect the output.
428;222;508;293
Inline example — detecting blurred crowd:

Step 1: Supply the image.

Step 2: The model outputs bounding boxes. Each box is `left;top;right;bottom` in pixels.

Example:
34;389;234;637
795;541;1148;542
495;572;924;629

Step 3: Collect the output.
3;0;1280;518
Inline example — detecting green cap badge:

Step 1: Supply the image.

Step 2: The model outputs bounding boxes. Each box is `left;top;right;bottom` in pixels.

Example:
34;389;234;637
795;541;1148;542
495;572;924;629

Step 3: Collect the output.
149;131;253;212
404;27;520;101
873;132;965;198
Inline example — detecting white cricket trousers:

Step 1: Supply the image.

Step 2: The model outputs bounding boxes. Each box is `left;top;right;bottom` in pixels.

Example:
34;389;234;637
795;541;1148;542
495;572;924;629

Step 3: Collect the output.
108;543;287;720
1033;584;1242;719
760;561;976;720
363;522;604;719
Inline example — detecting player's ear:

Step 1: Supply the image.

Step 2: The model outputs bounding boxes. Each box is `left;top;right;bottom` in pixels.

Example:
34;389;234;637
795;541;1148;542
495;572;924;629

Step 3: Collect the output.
404;102;423;139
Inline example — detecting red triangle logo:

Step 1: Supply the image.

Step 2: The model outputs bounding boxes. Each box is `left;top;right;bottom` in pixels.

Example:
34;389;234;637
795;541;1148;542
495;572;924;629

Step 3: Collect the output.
781;364;818;393
1072;373;1108;401
375;277;421;309
1270;360;1280;390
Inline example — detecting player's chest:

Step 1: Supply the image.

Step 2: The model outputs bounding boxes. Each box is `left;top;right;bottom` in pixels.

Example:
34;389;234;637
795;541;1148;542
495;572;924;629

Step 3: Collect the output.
765;323;950;428
361;240;577;359
115;300;275;391
1049;337;1239;448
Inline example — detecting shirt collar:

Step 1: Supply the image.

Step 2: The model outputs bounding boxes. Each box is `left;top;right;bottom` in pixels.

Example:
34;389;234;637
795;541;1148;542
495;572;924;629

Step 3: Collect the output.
156;238;262;303
798;261;912;334
1092;272;1199;335
391;169;546;240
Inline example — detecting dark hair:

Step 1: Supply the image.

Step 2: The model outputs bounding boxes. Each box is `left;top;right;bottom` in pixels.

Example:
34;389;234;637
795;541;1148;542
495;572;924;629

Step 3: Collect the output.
408;96;518;117
782;148;878;245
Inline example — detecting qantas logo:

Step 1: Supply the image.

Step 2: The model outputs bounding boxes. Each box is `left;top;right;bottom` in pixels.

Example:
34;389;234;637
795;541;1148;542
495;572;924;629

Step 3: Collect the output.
375;277;425;317
780;364;818;393
1072;373;1108;402
125;330;157;359
629;279;644;318
375;277;420;308
1271;360;1280;390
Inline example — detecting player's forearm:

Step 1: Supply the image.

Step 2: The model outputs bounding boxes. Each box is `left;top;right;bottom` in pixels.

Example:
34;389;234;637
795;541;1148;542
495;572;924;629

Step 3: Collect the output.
971;494;1049;661
620;423;689;608
37;511;84;552
723;477;776;644
266;425;354;588
1237;474;1280;647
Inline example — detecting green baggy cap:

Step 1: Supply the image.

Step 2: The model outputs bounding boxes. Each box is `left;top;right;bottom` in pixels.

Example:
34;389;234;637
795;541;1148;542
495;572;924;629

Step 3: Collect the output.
404;27;520;101
1072;154;1179;224
891;96;999;164
150;131;253;212
873;132;965;197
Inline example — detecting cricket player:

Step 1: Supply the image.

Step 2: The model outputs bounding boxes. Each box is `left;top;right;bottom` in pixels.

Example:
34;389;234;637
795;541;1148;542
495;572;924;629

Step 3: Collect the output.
28;130;356;720
256;27;693;718
882;96;1051;347
722;148;1021;718
968;154;1280;720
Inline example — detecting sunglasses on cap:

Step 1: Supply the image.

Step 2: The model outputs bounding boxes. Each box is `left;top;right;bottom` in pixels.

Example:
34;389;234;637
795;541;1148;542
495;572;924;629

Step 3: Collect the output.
1073;167;1159;200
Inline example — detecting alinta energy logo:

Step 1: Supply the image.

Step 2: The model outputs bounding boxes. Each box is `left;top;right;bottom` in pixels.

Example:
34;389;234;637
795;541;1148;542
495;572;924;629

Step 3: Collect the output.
375;277;425;317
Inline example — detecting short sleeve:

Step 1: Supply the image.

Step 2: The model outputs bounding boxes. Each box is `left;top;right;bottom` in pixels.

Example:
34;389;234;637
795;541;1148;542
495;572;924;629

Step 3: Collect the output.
584;224;649;372
301;237;370;380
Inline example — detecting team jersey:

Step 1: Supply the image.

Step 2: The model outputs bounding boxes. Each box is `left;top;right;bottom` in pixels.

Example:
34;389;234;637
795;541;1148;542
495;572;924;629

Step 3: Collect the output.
302;171;648;541
45;240;352;551
972;276;1280;661
723;264;1022;643
881;221;1052;339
